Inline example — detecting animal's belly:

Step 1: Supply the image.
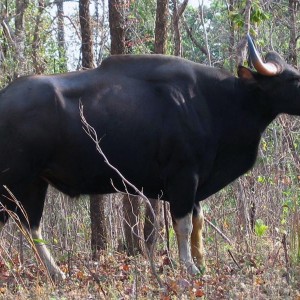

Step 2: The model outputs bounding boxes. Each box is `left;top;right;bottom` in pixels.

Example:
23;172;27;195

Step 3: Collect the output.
42;152;164;199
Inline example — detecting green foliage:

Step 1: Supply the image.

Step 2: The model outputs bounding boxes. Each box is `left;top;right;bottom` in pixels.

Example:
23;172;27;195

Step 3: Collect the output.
228;0;269;29
0;0;71;86
168;227;175;242
257;175;266;184
281;190;300;263
33;238;48;245
127;0;156;54
254;219;268;237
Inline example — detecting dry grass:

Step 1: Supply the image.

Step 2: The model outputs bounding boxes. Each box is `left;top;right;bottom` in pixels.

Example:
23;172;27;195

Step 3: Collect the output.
0;193;298;299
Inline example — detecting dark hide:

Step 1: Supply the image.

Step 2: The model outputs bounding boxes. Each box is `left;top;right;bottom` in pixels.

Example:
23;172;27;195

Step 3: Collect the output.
0;48;299;277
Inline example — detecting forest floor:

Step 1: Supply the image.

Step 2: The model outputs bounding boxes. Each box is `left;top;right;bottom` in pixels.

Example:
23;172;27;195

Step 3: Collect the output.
0;235;299;300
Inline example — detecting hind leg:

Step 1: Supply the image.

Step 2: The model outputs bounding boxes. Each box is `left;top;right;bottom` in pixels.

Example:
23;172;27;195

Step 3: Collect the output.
191;202;205;269
5;178;65;281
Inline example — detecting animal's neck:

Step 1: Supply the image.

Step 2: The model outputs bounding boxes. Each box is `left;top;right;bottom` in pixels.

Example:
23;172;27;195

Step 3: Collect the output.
238;83;278;134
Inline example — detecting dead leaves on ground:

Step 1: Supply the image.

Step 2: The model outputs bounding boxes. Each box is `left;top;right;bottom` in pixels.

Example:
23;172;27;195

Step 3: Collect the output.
0;249;298;299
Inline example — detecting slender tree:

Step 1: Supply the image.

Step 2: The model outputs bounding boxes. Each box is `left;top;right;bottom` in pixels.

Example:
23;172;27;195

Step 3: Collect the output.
79;0;94;69
143;0;170;254
236;0;252;66
14;0;29;76
109;0;143;255
199;0;211;65
78;0;104;258
56;0;67;72
109;0;127;55
227;0;235;72
90;194;107;258
154;0;169;54
288;0;298;67
32;0;46;74
172;0;189;56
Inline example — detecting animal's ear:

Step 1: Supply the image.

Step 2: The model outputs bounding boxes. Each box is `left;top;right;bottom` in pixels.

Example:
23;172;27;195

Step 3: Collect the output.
237;66;256;81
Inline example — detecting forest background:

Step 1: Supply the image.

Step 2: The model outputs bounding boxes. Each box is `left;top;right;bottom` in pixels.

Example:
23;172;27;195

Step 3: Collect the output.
0;0;299;299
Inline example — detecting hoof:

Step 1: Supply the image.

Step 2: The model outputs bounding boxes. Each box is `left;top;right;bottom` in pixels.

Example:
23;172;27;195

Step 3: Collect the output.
194;257;206;272
49;269;66;282
185;262;200;275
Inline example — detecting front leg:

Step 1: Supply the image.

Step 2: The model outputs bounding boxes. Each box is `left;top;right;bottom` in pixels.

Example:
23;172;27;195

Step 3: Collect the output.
172;213;200;274
31;226;66;281
167;167;200;275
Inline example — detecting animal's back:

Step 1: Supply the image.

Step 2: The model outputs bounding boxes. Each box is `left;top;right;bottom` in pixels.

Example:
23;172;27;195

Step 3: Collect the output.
0;55;224;199
0;63;171;198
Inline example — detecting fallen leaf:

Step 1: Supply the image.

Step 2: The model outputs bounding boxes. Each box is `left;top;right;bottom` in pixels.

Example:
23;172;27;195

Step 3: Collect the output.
120;264;130;272
76;270;84;280
255;277;265;285
195;288;204;297
162;256;171;266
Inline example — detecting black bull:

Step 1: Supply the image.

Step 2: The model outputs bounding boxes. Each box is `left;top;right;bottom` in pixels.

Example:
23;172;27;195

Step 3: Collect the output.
0;35;299;279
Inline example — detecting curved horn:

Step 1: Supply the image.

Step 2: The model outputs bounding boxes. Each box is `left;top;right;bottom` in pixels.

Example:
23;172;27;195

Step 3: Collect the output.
247;34;280;76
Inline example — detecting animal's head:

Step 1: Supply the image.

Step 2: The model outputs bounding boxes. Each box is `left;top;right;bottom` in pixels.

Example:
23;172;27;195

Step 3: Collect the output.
238;34;300;116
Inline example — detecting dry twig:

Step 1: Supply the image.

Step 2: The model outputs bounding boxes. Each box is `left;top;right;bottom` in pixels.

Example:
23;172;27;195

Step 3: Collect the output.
80;102;164;289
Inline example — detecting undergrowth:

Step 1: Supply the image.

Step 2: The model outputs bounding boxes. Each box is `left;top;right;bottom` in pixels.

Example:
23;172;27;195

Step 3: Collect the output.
0;211;299;299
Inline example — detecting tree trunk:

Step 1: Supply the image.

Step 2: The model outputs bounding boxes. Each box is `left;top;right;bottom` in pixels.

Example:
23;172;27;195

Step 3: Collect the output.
236;0;251;66
90;195;107;259
199;0;211;65
109;0;127;55
79;0;102;259
142;0;171;254
172;0;188;57
143;198;160;253
122;195;142;255
15;0;29;76
228;0;235;72
154;0;169;54
94;0;108;65
56;0;67;72
79;0;94;69
288;0;298;67
108;0;143;255
32;0;45;74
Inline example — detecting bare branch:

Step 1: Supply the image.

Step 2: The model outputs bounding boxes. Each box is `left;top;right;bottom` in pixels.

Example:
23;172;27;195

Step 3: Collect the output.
204;217;232;245
79;102;164;288
182;16;208;56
